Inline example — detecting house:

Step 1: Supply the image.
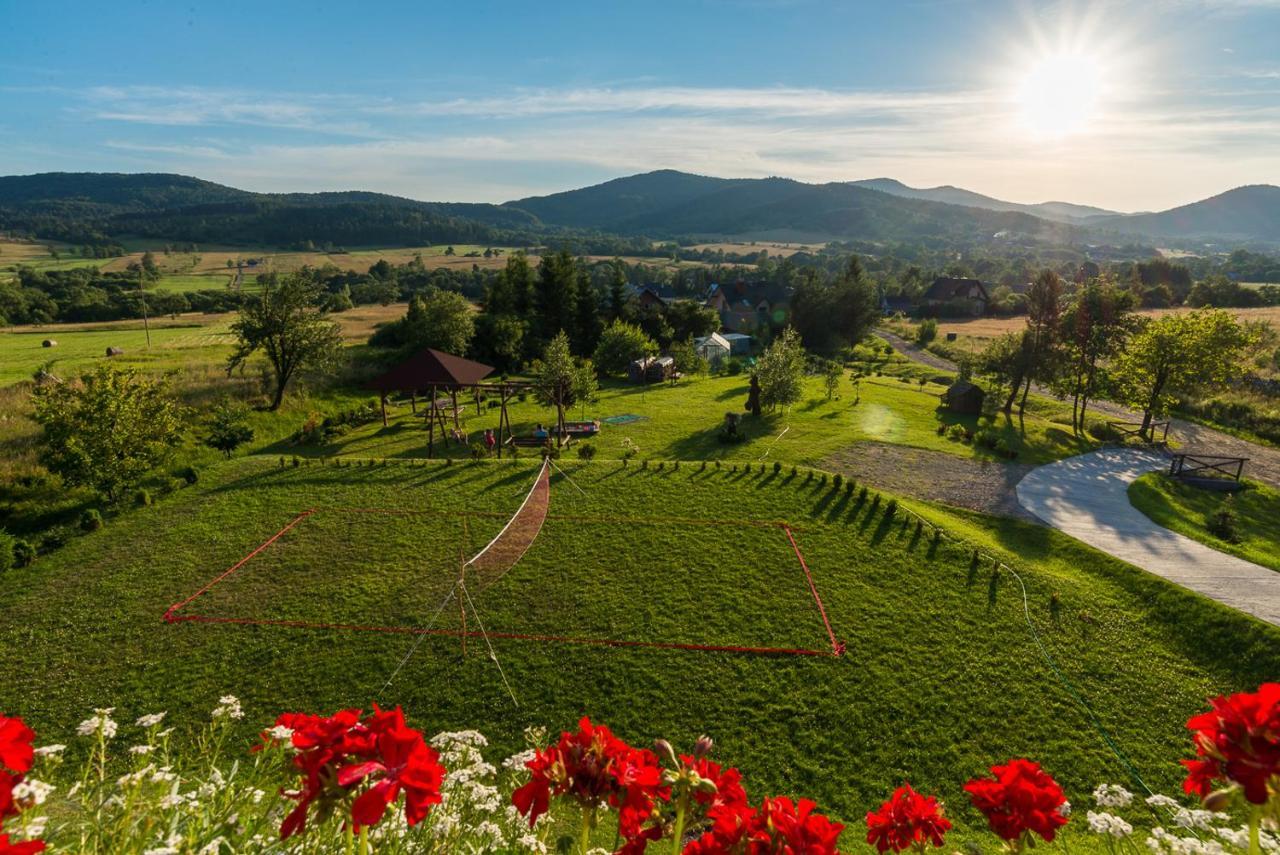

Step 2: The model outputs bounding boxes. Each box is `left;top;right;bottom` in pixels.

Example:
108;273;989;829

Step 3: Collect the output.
634;284;679;311
942;380;985;415
704;282;791;334
694;332;731;368
922;277;989;316
628;355;676;384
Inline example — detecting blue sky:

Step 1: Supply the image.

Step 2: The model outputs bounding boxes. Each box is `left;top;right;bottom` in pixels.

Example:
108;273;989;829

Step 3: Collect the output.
1;0;1277;211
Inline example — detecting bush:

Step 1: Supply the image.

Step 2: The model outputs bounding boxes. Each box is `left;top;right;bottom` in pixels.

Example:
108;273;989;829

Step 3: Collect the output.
133;489;152;507
1090;420;1123;443
79;509;104;532
726;358;744;376
884;498;898;520
576;443;596;460
177;466;198;485
946;424;966;442
12;539;36;568
832;473;843;490
470;442;489;460
845;480;855;496
859;485;869;501
994;438;1017;459
773;461;782;475
1207;498;1242;543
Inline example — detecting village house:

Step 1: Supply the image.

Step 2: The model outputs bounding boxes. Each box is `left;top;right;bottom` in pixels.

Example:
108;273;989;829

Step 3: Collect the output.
921;277;989;316
703;282;791;334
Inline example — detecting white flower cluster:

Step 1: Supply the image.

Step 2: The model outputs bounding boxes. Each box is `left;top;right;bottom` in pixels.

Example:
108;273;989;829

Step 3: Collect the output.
1093;783;1134;808
136;712;167;728
1148;827;1229;855
1087;810;1135;838
210;695;243;720
12;777;55;809
76;708;118;738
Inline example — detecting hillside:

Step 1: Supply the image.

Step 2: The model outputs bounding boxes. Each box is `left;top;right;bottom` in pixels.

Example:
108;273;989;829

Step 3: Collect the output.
1090;184;1280;243
850;177;1121;223
0;172;541;248
506;170;1082;244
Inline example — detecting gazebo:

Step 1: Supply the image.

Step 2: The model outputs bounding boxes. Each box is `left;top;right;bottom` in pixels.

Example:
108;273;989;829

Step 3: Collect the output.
367;348;520;457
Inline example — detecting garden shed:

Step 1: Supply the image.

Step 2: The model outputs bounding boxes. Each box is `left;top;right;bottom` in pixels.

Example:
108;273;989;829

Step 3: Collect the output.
722;333;754;356
629;355;675;384
943;380;985;415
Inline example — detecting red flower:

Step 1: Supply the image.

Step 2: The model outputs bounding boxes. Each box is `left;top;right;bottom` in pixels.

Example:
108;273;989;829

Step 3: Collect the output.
0;833;45;855
0;718;34;775
685;756;748;811
337;707;444;829
270;706;444;839
0;771;17;825
865;784;952;853
1182;682;1280;805
511;717;665;832
682;795;844;854
964;759;1068;843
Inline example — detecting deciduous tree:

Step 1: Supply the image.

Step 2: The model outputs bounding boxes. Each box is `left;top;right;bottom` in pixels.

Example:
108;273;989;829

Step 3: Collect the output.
755;327;807;411
593;320;657;376
31;366;184;501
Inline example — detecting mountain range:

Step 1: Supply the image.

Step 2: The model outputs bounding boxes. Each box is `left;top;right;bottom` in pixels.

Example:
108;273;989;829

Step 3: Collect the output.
2;169;1278;249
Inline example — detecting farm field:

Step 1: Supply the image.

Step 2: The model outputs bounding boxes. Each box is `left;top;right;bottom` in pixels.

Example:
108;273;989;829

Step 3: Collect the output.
0;303;404;387
2;457;1277;836
1128;473;1280;572
686;240;826;257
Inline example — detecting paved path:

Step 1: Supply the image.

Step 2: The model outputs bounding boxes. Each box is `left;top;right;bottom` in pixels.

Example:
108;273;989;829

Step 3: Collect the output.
872;329;1280;490
1016;449;1280;627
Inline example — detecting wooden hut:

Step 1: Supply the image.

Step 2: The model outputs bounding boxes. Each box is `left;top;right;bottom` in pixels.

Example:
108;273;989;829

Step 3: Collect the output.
943;380;985;415
628;355;675;384
366;348;496;456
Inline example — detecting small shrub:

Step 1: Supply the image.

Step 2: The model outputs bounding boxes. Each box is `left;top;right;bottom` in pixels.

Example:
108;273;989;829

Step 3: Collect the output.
936;424;948;436
1090;420;1123;443
471;442;488;460
1207;498;1242;543
714;460;721;469
177;466;198;485
805;470;813;483
80;508;104;532
818;473;826;486
773;461;782;475
133;489;152;508
884;498;898;520
0;530;15;571
291;456;301;468
656;461;665;471
833;473;843;490
946;424;966;442
12;538;38;568
790;465;798;478
859;485;869;501
576;443;597;460
641;459;649;469
278;455;286;468
844;480;855;496
994;438;1017;459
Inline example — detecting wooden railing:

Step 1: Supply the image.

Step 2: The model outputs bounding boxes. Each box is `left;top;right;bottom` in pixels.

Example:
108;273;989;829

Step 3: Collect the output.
1108;420;1170;444
1170;453;1247;482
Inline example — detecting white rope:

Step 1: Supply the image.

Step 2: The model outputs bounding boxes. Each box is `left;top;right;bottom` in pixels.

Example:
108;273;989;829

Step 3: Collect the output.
548;459;587;496
460;581;519;707
465;459;549;570
377;580;461;695
757;426;791;460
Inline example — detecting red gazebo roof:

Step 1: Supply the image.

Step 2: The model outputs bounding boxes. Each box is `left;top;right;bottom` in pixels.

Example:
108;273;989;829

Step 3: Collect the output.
367;348;494;393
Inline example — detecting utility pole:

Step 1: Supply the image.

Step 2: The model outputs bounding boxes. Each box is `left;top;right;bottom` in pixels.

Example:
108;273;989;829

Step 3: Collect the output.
139;265;152;350
458;550;467;660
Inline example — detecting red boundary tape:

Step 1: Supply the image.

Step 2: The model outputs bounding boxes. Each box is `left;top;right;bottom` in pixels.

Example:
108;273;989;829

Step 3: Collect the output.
783;525;844;657
165;509;841;659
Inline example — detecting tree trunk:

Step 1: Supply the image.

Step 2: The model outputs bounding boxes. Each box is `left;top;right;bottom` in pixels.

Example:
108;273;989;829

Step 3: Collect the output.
1018;374;1032;414
269;379;286;411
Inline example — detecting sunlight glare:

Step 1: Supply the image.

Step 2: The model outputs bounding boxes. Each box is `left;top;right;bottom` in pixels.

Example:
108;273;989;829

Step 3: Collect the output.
1014;51;1105;138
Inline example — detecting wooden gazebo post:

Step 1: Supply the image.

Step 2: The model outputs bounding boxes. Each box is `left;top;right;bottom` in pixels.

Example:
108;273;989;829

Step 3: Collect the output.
427;384;436;458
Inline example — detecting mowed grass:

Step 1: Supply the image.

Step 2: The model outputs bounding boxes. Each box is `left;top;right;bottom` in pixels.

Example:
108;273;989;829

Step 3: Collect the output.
2;457;1277;835
1128;474;1280;572
151;272;237;293
307;372;1094;466
181;502;833;653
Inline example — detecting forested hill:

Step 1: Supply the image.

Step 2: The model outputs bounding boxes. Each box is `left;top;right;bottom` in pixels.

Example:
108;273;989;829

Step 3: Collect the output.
504;169;1082;244
1088;185;1280;243
0;172;542;248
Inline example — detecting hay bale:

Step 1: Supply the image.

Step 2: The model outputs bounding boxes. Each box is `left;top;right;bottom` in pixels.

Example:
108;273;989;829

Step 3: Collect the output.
106;346;124;356
41;339;57;348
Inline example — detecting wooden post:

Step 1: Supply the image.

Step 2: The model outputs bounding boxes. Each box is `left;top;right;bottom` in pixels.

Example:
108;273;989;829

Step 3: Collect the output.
427;385;436;458
410;391;416;414
380;394;388;427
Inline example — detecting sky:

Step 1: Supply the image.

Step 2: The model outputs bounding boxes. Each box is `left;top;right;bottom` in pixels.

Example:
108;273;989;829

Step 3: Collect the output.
1;0;1277;212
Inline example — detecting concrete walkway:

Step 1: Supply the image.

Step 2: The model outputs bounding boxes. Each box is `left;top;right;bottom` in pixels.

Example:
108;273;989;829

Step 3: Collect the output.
1015;449;1280;627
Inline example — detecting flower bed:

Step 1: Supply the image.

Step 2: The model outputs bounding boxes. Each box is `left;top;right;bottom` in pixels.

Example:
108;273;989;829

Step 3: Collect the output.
3;683;1280;853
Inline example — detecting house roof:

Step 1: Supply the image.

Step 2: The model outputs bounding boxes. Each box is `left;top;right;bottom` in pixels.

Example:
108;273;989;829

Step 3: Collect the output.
367;348;494;393
924;277;989;302
708;281;791;307
695;332;731;351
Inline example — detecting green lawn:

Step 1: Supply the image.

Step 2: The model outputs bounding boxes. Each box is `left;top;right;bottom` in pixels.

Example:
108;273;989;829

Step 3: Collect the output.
299;372;1095;467
1128;473;1280;572
1;457;1275;837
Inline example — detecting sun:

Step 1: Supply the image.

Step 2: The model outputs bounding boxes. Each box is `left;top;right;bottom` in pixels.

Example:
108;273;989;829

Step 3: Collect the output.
1014;50;1105;138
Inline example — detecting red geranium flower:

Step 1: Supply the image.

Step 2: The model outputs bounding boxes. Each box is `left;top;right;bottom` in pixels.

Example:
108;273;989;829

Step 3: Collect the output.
270;706;444;839
760;796;845;854
964;759;1068;843
682;800;765;854
683;795;844;854
0;771;18;825
0;833;45;855
866;783;952;853
511;717;665;832
338;707;444;829
1182;682;1280;805
0;718;34;775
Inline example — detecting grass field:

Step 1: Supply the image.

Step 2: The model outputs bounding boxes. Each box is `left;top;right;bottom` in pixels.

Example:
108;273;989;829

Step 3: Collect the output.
1128;474;1280;572
151;272;237;292
300;371;1094;467
2;457;1276;836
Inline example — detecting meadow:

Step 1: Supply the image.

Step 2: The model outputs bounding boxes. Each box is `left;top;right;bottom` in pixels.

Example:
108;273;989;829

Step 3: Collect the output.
2;456;1277;839
1128;473;1280;572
